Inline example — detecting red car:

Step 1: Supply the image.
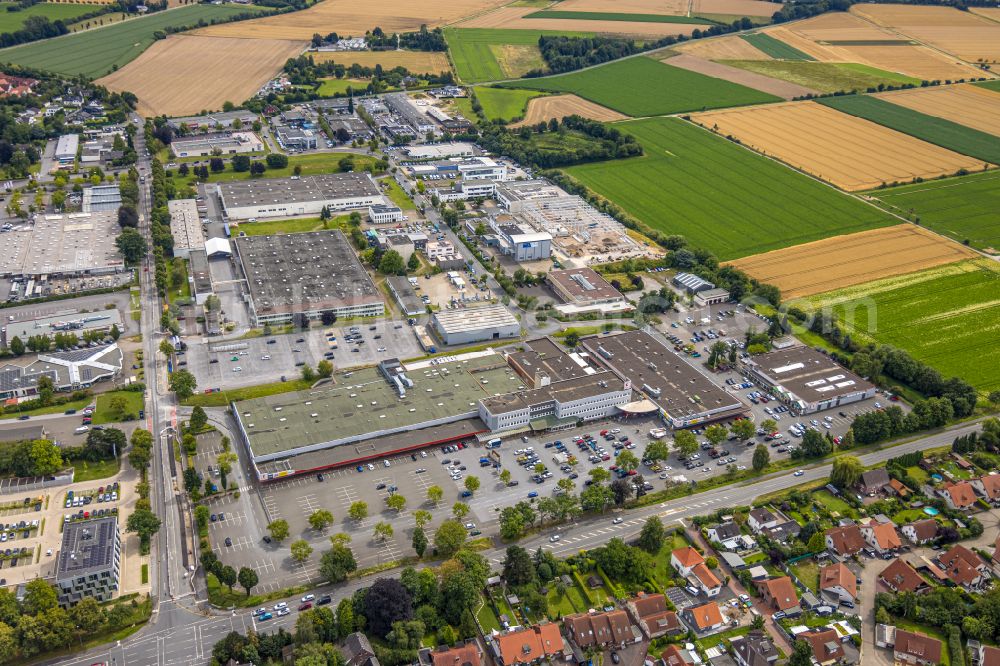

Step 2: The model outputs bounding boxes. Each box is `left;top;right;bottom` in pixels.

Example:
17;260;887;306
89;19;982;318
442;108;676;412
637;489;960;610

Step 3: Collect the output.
627;469;638;476
298;602;312;611
600;430;608;436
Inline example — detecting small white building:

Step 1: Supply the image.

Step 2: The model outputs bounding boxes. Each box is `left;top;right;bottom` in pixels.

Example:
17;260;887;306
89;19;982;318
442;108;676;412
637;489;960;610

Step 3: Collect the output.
368;204;404;224
432;304;519;346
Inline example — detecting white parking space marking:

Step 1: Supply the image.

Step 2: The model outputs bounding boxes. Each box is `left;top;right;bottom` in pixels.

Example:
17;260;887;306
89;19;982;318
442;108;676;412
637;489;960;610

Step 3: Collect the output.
262;494;282;520
296;494;320;516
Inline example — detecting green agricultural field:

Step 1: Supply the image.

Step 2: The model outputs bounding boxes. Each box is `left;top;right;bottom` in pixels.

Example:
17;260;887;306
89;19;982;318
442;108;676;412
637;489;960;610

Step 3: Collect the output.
525;10;712;24
315;77;369;96
0;4;266;77
472;86;547;121
867;171;1000;252
498;56;780;116
444;27;592;83
0;2;97;32
817;94;1000;164
740;32;814;60
722;60;921;93
975;80;1000;93
800;259;1000;395
564;117;895;259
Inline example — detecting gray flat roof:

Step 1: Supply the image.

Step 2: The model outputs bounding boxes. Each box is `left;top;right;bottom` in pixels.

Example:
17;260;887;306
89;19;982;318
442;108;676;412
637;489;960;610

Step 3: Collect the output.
386;276;424;316
219;172;379;208
235;230;381;317
0;212;124;277
745;346;874;404
507;337;594;384
479;371;626;416
4;309;122;344
548;267;624;304
433;304;519;335
56;516;118;582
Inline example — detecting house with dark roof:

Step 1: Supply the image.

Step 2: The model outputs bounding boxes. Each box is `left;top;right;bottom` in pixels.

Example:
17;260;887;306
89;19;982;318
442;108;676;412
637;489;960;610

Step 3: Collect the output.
562;609;633;651
901;519;938;545
825;524;865;556
819;562;857;603
706;522;740;544
800;628;844;665
938;544;990;590
940;481;978;511
767;520;801;544
859;469;891;496
625;593;682;639
747;508;778;535
892;628;942;666
730;630;779;666
343;633;380;666
682;602;724;634
754;577;800;614
879;559;930;594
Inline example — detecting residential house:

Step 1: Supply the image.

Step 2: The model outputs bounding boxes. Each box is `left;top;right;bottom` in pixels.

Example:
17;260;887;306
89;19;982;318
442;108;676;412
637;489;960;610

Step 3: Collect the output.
563;609;632;651
977;645;1000;666
492;624;565;666
706;523;740;544
343;633;380;666
859;469;891;495
748;508;778;535
819;562;857;603
690;563;722;598
861;520;901;555
938;544;990;590
754;577;800;615
879;559;930;594
892;629;942;666
730;630;779;666
662;644;697;666
767;520;801;544
972;474;1000;505
992;535;1000;570
626;593;682;639
940;481;978;511
825;524;865;556
887;479;911;498
671;547;705;577
901;519;938;545
419;642;481;666
682;602;725;634
801;628;845;665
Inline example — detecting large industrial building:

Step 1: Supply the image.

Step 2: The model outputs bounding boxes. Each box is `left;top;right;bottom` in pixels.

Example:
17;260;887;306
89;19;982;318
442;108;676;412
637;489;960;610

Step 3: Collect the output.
0;212;124;279
54;134;78;165
170;131;263;157
491;221;552;262
740;346;876;414
168;199;205;259
81;184;121;213
218;172;385;220
547;267;630;315
234;230;384;326
56;516;121;607
2;310;122;348
405;142;476;159
0;344;124;400
432;305;520;345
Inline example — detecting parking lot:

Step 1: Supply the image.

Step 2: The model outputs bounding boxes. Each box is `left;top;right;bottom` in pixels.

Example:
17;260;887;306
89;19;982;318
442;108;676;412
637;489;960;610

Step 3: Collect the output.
183;320;424;390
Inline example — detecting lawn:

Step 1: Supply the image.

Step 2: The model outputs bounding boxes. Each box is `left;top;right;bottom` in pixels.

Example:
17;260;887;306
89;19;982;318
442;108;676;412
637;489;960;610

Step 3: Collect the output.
0;395;92;419
652;531;691;583
892;508;930;524
817;94;1000;164
811;490;855;517
790;560;819;591
92;391;144;425
169;152;378;191
498;56;781;117
471;86;547;122
445;27;593;83
721;60;921;93
799;258;1000;395
695;624;751;652
73;458;120;483
564;117;896;260
477;598;502;632
0;4;267;77
380;177;415;209
316;77;369;96
740;32;814;60
0;2;96;32
907;465;930;484
182;378;314;407
546;587;579;617
238;214;348;237
525;10;713;24
866;170;1000;252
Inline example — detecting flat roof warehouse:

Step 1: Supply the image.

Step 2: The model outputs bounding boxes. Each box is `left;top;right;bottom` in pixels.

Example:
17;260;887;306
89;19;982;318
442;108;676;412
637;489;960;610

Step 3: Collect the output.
218;172;379;209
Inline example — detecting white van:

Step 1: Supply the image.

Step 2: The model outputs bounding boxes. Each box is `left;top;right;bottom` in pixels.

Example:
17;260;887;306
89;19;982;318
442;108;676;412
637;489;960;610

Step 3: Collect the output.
74;426;90;435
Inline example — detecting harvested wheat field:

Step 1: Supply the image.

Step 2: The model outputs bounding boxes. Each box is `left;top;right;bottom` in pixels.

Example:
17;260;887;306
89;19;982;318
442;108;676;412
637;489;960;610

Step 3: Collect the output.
512;93;627;126
195;0;508;40
691;0;782;17
875;84;1000;137
663;53;818;98
731;224;978;299
457;5;711;36
310;50;451;74
970;7;1000;23
675;33;771;60
850;4;1000;64
690;101;985;191
553;0;688;15
98;35;304;117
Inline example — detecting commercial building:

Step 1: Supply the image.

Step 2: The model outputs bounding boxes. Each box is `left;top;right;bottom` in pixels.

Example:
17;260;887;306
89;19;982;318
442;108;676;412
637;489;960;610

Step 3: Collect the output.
218;173;384;220
368;204;404;224
387;276;425;316
0;212;125;279
168;110;258;131
2;310;122;348
495;180;567;212
405;142;476;159
695;287;731;307
580;330;745;428
0;343;123;400
432;304;520;346
492;222;551;262
432;179;496;202
327;117;371;142
425;240;464;270
81;184;121;213
55;516;121;606
673;272;715;294
547;267;628;313
168;199;205;259
54;134;78;165
275;125;318;151
234;230;383;326
740;346;876;414
169;131;262;157
188;249;214;306
457;156;506;181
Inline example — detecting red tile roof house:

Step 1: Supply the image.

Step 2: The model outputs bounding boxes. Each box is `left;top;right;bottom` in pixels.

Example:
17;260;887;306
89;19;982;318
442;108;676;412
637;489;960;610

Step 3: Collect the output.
878;559;931;594
661;644;697;666
492;623;566;666
754;576;800;615
893;629;943;666
938;544;990;590
976;644;1000;666
819;562;857;604
800;628;845;665
670;547;704;577
901;519;938;545
682;602;725;634
562;609;634;652
861;520;902;555
972;474;1000;506
690;562;723;598
423;642;482;666
824;524;865;556
992;535;1000;569
625;593;683;639
939;481;978;511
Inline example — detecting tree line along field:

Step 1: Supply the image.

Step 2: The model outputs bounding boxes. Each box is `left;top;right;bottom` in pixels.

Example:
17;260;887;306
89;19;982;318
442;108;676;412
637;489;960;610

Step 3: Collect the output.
799;259;1000;396
444;27;592;83
817;95;1000;166
564;116;897;261
0;3;265;77
0;1;98;32
866;171;1000;254
497;56;781;117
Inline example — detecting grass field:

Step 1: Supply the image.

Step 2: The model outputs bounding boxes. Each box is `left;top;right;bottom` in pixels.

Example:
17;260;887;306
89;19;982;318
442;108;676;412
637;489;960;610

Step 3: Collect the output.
470;86;547;121
0;2;97;32
444;27;591;83
525;10;712;24
741;32;814;59
800;259;1000;395
976;80;1000;93
818;95;1000;165
0;3;264;77
866;171;1000;253
92;391;144;424
498;56;780;116
169;152;377;191
238;215;349;237
722;60;921;93
316;77;369;96
380;177;415;209
565;117;896;259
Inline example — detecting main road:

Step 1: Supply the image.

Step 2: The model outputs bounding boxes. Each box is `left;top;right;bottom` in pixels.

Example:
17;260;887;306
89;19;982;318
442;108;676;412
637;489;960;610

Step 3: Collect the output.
46;415;987;666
